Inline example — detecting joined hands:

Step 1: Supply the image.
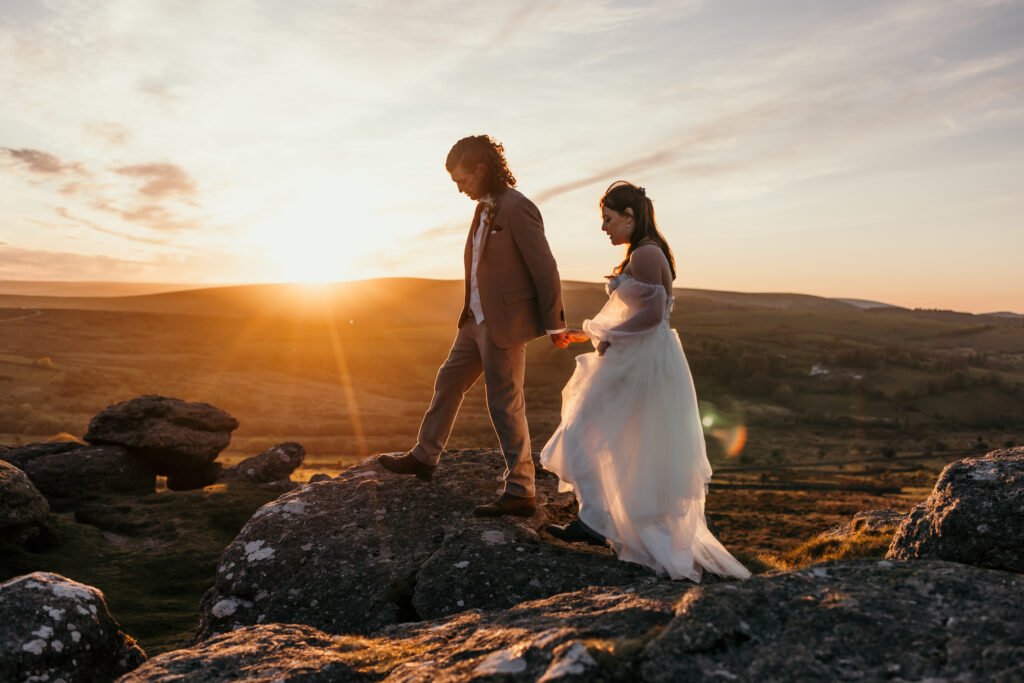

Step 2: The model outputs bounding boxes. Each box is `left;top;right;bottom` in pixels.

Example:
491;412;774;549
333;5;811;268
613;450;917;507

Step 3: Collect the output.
550;329;593;349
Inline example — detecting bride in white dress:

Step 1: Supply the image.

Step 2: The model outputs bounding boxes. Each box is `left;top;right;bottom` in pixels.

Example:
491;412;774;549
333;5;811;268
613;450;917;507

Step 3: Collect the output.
541;181;750;582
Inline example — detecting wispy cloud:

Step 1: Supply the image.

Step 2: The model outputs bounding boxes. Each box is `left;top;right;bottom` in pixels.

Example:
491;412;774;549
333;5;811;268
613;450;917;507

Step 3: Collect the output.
2;144;205;233
0;241;159;280
84;121;132;147
114;163;197;200
3;148;84;175
54;207;173;246
415;221;469;242
0;240;250;283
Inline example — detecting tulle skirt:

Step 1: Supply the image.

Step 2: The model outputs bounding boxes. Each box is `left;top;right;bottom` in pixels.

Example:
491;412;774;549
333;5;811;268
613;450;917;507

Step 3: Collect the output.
540;324;750;582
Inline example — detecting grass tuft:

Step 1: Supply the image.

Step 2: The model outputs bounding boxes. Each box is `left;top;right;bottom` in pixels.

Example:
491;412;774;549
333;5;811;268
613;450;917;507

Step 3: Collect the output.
757;529;894;572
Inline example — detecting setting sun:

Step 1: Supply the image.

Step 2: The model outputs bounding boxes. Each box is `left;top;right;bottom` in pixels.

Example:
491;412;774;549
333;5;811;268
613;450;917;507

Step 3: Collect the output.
244;189;386;283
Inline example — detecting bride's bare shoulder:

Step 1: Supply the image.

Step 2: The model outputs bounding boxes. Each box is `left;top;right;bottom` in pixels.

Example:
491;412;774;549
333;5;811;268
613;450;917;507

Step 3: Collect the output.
626;243;668;284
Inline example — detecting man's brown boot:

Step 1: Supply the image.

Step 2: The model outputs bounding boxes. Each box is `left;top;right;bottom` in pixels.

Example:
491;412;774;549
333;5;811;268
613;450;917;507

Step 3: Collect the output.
377;452;436;482
473;492;537;517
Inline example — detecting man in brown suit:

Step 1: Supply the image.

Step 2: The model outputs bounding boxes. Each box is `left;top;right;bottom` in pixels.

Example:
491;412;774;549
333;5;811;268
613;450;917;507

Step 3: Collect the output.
379;135;567;516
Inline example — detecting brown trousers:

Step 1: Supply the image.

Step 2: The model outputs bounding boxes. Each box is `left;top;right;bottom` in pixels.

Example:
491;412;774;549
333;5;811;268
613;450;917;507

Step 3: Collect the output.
411;318;535;498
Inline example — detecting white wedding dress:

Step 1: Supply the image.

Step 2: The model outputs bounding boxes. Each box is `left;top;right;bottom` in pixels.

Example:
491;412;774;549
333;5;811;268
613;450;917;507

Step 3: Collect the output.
541;273;751;582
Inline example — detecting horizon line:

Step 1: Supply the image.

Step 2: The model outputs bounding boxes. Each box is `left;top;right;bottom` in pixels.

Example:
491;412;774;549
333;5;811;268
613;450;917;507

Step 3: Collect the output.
0;277;1019;317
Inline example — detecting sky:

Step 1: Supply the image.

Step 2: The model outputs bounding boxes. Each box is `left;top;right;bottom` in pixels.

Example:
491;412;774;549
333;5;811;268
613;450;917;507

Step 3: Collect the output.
1;0;1022;313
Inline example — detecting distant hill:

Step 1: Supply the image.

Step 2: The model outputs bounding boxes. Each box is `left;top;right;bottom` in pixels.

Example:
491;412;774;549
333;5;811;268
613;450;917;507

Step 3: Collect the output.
0;280;465;325
0;279;862;321
0;279;1016;324
674;289;859;313
833;298;900;310
871;307;1024;326
0;280;210;297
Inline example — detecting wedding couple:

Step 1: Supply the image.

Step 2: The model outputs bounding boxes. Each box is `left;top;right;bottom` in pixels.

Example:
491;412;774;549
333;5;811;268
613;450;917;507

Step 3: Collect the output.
378;135;750;582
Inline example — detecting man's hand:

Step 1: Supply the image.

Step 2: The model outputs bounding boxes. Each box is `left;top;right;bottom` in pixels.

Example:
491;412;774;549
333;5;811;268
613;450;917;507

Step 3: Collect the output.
564;329;589;344
550;329;589;349
550;331;572;348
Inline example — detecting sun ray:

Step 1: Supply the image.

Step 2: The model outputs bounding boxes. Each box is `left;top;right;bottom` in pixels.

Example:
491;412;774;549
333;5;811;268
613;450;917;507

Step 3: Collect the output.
322;297;368;458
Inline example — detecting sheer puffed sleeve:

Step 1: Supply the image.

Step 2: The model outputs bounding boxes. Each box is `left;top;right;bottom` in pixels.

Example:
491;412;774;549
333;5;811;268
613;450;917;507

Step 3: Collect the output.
583;245;670;348
583;276;667;346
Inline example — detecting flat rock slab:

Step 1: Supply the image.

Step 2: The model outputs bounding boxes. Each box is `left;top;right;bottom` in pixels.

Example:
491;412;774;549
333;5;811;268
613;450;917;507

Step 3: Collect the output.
124;584;684;682
197;449;666;640
0;461;49;543
412;521;656;621
0;572;145;682
85;395;239;482
641;560;1024;682
888;447;1024;572
127;561;1024;682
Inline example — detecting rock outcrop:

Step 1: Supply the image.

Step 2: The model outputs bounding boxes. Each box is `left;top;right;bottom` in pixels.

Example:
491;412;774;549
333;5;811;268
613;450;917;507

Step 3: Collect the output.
1;441;82;471
640;559;1024;681
219;442;305;484
127;584;683;682
0;461;49;544
0;572;145;682
888;447;1024;572
128;560;1024;682
85;395;239;490
13;445;155;510
197;449;662;640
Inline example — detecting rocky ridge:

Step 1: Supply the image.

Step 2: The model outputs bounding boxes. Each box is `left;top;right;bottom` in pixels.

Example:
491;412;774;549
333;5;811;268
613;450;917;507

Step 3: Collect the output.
131;561;1024;682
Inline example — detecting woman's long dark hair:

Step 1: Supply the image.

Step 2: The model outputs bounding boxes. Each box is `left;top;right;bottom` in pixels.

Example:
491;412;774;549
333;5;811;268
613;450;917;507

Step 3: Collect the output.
445;135;517;195
601;180;676;279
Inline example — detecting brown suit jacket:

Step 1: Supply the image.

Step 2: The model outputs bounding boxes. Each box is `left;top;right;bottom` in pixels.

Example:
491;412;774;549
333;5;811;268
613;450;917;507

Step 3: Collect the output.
459;187;565;349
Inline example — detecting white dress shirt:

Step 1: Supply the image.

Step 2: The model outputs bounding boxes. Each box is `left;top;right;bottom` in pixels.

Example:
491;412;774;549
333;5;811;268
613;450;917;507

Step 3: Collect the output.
468;198;492;324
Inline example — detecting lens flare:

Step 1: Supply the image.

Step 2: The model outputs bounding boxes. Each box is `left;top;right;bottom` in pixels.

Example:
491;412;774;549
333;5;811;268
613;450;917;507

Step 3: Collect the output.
699;400;748;458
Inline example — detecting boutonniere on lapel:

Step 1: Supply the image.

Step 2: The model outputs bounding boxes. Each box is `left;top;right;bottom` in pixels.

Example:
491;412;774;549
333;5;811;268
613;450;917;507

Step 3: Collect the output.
478;195;499;232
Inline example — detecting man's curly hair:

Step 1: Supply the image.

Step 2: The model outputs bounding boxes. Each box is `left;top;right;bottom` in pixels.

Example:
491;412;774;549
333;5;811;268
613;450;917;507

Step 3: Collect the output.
445;135;517;194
